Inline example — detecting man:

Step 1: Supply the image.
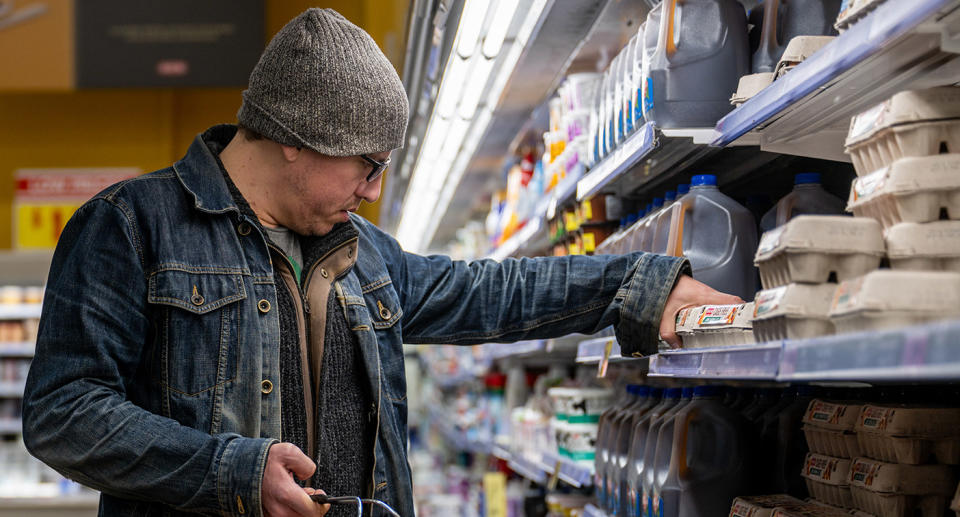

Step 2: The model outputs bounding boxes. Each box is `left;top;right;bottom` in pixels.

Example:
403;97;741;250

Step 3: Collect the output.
22;8;740;517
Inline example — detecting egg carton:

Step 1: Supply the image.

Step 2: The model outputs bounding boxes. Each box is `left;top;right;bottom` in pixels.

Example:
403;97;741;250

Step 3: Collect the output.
802;400;864;459
884;221;960;272
731;72;775;106
676;303;755;348
835;0;887;32
730;495;806;517
755;216;885;289
802;453;854;508
752;284;837;342
774;37;836;80
847;155;960;229
855;405;960;465
829;270;960;334
846;88;960;175
848;457;956;517
770;503;853;517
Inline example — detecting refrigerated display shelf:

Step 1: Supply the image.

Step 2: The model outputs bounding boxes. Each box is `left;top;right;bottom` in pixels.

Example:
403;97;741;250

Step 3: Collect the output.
574;319;960;382
0;382;26;397
0;343;35;357
713;0;960;161
0;419;21;435
0;304;42;320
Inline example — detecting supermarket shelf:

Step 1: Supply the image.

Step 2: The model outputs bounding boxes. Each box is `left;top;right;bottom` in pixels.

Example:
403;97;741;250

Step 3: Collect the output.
0;304;42;320
649;343;782;380
584;504;610;517
0;419;21;434
488;214;548;261
713;0;960;161
576;336;623;364
0;494;100;511
779;319;960;382
0;382;26;397
0;342;35;357
576;122;656;202
484;339;548;360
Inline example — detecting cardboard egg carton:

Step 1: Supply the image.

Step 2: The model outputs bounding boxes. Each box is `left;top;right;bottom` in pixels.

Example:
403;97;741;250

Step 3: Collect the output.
755;216;885;289
752;283;837;342
774;37;835;80
829;270;960;334
803;399;864;459
847;155;960;228
848;457;956;517
802;453;855;509
675;303;755;348
885;221;960;272
855;405;960;465
835;0;887;32
770;503;853;517
846;88;960;176
729;495;806;517
731;72;775;106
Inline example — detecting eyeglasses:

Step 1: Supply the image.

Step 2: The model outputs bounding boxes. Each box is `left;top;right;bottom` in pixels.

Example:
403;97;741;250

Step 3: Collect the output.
360;154;390;182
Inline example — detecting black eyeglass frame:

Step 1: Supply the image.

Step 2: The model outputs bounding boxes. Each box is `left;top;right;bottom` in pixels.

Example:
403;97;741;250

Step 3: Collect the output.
360;154;390;182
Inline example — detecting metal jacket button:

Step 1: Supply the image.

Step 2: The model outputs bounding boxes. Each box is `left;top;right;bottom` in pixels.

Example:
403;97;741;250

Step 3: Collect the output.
237;221;252;236
377;300;391;320
320;268;329;278
257;299;271;313
190;286;204;306
261;379;273;394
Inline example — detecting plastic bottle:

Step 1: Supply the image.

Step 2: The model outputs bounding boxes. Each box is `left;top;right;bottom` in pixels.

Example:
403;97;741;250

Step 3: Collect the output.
596;385;646;508
643;0;750;128
606;387;661;514
759;385;816;497
632;22;648;130
637;387;692;517
610;52;624;152
621;34;640;139
650;189;680;255
751;0;843;74
598;67;612;160
625;205;652;253
656;385;756;517
599;386;656;511
640;3;661;121
616;388;679;516
638;197;664;253
741;388;780;424
665;174;759;301
759;172;847;232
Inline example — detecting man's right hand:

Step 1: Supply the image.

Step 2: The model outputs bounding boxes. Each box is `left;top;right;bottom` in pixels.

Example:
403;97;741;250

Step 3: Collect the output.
262;443;329;517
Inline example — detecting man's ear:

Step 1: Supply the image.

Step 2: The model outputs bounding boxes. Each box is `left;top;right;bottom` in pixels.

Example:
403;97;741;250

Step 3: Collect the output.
280;144;301;163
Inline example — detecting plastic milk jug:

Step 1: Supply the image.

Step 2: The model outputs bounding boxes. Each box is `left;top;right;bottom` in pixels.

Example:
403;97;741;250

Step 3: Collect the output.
759;173;847;232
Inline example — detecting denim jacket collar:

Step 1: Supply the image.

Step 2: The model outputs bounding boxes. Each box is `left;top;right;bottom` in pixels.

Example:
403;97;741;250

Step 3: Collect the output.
173;124;243;215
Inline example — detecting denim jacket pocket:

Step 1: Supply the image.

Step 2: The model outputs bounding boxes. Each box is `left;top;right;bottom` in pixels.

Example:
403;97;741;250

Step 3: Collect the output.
360;279;406;402
148;269;247;397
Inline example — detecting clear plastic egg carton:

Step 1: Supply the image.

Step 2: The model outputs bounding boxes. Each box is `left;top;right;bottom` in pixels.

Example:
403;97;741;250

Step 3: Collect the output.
729;495;806;517
883;220;960;272
803;399;864;459
835;0;887;32
847;155;960;229
752;283;837;342
802;452;854;509
855;405;960;465
848;457;956;517
675;303;755;348
829;270;960;334
845;87;960;176
755;216;885;289
774;37;835;80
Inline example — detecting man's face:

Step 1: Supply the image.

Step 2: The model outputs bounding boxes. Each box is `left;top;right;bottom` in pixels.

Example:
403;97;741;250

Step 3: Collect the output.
273;147;388;236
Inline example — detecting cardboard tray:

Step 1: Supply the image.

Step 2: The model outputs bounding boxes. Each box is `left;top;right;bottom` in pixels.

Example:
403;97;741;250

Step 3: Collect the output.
803;399;865;459
855;405;960;465
847;155;960;228
829;270;960;334
848;457;956;517
774;36;835;79
755;216;885;289
676;303;755;348
752;284;838;341
802;452;854;509
885;221;960;273
729;495;806;517
731;72;775;106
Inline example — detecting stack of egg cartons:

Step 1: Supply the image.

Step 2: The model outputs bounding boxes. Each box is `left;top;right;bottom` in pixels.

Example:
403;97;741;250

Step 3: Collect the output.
674;302;755;348
846;405;960;516
752;215;884;342
831;87;960;333
800;399;864;511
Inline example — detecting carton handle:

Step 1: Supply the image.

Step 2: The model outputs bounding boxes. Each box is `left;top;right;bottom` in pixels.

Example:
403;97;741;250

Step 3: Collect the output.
759;0;781;55
666;201;692;258
662;0;679;57
677;406;698;480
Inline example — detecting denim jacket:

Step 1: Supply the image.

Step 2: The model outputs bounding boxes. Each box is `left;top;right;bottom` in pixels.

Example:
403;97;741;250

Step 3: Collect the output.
22;126;689;516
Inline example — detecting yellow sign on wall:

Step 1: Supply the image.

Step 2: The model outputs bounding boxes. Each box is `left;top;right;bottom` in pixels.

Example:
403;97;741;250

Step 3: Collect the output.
13;168;139;249
482;472;507;517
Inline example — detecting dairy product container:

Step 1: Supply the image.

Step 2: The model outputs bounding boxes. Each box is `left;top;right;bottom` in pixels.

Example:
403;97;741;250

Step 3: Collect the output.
642;0;749;128
675;303;755;348
728;495;806;517
828;270;960;334
885;221;960;272
637;197;664;253
596;385;648;509
601;387;659;513
752;283;837;342
666;174;759;300
847;155;960;228
731;72;775;106
613;48;627;148
621;34;639;139
774;36;835;79
547;387;613;424
801;452;854;508
845;87;960;175
618;389;678;516
637;388;692;517
802;399;864;459
751;0;841;74
855;405;960;465
754;216;884;289
650;190;677;255
565;421;600;465
848;457;956;517
835;0;887;32
632;22;647;130
760;173;848;233
769;504;852;517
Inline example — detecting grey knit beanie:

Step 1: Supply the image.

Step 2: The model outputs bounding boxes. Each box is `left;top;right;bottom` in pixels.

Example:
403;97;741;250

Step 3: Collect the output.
237;8;409;156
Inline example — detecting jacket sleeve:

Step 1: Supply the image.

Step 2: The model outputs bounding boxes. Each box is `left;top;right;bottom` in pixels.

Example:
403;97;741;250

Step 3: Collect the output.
359;219;690;356
22;197;274;516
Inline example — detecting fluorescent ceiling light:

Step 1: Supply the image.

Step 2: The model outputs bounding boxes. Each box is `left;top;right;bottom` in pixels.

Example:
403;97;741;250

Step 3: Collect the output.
458;55;496;119
435;56;468;118
482;0;519;58
455;1;491;58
